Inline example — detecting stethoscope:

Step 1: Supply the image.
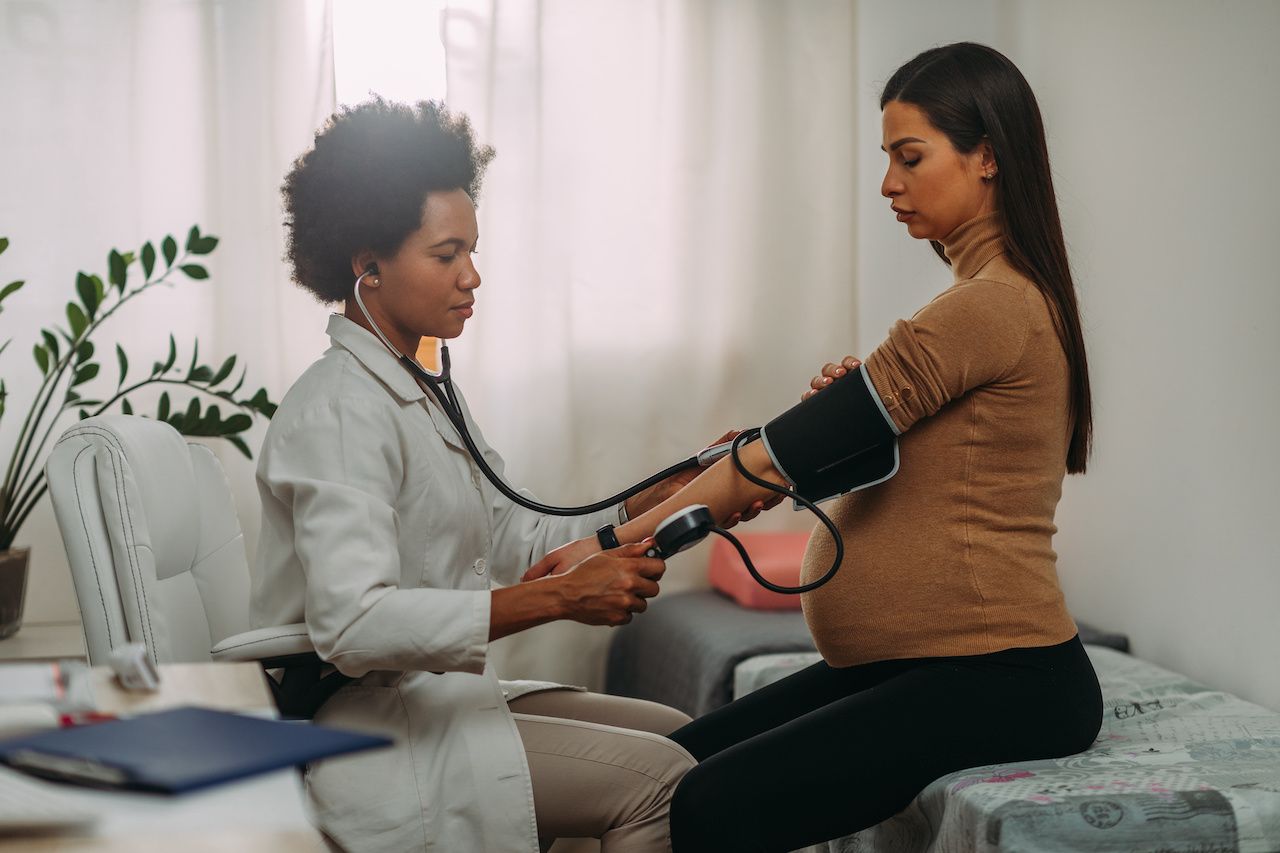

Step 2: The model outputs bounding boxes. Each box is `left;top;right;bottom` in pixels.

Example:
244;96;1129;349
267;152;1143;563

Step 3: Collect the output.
352;269;843;593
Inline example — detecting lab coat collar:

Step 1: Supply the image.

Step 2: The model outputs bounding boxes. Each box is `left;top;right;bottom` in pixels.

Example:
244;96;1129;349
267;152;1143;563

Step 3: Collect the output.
326;314;427;404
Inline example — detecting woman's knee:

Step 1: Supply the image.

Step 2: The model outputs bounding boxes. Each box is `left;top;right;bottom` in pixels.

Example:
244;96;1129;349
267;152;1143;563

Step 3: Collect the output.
669;760;753;852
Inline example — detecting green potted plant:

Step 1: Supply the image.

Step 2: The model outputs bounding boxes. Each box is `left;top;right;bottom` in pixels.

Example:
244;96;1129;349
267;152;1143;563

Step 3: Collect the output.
0;228;277;638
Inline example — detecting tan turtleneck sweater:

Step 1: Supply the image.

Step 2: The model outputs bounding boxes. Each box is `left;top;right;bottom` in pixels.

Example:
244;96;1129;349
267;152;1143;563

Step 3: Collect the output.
801;211;1079;666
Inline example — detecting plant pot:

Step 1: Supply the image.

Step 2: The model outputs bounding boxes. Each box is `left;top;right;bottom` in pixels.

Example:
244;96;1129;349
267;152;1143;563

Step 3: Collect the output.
0;547;30;639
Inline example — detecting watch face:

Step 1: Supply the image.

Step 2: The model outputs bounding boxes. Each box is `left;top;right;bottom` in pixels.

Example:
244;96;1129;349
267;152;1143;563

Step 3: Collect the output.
596;525;620;549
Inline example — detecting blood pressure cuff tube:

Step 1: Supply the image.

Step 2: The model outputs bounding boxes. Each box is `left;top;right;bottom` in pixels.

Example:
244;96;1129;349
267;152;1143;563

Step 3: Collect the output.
759;364;900;504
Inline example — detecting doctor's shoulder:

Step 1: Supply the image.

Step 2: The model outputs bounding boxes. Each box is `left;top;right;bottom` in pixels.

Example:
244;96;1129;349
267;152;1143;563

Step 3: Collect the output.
264;350;404;444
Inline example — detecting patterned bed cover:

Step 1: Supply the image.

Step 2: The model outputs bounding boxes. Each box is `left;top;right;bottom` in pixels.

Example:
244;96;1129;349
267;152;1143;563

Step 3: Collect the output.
733;646;1280;853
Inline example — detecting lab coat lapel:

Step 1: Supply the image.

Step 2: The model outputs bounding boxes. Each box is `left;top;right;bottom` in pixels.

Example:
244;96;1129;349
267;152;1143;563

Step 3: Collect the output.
325;314;469;452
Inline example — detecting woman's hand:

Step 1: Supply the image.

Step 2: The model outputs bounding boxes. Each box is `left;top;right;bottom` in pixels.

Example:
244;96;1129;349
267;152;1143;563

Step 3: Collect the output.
802;356;862;401
523;535;601;582
625;431;776;527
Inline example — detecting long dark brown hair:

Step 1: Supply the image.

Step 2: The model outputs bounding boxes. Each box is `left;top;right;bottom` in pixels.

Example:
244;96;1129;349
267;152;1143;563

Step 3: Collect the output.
882;43;1092;473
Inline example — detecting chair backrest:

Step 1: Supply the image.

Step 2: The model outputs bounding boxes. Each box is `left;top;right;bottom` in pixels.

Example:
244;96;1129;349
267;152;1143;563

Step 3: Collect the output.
45;415;252;666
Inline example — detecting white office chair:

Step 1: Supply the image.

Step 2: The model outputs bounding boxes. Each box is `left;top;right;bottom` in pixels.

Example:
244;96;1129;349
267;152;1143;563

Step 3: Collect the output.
45;415;332;713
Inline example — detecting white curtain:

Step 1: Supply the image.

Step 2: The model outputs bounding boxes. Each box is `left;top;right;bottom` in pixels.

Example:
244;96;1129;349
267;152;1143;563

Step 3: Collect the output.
440;0;859;687
0;0;335;622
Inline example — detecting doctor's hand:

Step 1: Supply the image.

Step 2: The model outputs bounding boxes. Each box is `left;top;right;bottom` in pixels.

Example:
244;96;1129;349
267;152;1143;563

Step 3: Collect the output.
803;356;861;401
555;542;666;627
522;535;601;583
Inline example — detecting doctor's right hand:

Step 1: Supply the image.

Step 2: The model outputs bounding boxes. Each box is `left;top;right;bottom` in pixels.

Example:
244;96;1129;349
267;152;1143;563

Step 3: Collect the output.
555;542;666;627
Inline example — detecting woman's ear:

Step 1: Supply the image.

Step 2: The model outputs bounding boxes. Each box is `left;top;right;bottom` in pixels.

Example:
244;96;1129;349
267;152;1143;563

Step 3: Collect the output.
351;250;380;280
977;139;998;181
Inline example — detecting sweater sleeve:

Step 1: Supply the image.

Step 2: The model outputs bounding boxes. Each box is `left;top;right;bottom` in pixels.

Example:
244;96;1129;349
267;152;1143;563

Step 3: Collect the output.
864;278;1032;433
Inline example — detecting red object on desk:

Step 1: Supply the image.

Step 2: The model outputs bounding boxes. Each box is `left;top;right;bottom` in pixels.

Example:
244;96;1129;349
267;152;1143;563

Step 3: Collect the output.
59;712;117;727
708;531;811;610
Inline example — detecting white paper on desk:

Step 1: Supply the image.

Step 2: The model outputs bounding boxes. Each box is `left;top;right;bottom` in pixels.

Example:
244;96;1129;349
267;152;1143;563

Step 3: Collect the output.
0;703;61;738
0;660;95;712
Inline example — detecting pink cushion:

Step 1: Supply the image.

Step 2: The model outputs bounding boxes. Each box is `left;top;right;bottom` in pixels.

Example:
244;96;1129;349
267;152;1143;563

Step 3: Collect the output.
708;531;811;610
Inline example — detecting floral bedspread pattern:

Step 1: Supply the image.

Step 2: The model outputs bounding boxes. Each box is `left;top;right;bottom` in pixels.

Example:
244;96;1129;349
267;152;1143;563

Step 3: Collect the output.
734;646;1280;853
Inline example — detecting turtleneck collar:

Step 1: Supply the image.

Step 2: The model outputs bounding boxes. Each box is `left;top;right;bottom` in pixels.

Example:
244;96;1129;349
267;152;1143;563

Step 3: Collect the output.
940;210;1006;281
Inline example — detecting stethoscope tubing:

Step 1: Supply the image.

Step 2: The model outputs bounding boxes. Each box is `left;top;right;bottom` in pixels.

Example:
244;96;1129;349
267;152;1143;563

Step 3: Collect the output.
352;271;843;590
354;270;702;515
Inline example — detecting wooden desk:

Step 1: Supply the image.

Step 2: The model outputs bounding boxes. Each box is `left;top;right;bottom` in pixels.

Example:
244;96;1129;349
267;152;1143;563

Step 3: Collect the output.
0;621;86;662
0;663;326;852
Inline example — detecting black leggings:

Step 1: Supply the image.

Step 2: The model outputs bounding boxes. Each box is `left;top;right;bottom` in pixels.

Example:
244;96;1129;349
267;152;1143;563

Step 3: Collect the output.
668;634;1102;852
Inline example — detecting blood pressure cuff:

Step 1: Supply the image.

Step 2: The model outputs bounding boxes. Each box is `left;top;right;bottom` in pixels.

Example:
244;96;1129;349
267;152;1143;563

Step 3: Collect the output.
759;365;900;504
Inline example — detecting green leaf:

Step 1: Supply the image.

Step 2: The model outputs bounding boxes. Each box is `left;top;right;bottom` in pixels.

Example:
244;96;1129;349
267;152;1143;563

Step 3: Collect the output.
190;366;213;383
157;391;171;421
141;242;156;278
108;250;127;292
76;273;99;318
228;368;246;396
180;264;208;280
209;355;236;386
116;344;128;387
226;435;251;459
75;340;94;365
40;330;59;362
181;397;201;431
0;237;8;255
65;389;80;403
187;338;199;377
162;334;177;372
162;235;177;267
66;302;88;339
223;413;252;433
246;387;278;418
79;409;90;420
121;398;133;415
199;403;222;433
33;344;49;375
72;362;99;386
185;226;219;255
0;280;23;305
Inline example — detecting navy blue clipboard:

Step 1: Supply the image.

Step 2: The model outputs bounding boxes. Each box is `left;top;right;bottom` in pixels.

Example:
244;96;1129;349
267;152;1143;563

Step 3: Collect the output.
0;706;391;794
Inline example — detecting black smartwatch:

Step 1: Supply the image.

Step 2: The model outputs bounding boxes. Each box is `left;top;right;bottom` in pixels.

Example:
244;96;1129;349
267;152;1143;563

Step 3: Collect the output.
596;523;621;550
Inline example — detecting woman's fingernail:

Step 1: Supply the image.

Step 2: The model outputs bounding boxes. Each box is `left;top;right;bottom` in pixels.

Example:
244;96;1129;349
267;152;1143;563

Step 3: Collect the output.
834;368;845;375
822;377;831;384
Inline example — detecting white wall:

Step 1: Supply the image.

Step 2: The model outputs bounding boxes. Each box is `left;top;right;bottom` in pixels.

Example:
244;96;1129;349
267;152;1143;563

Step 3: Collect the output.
855;0;1280;709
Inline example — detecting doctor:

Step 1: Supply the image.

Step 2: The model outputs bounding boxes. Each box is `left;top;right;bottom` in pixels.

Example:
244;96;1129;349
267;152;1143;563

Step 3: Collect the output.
252;98;756;852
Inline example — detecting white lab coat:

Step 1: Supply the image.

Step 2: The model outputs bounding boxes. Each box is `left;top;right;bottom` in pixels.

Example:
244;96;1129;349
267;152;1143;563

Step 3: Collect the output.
252;315;618;852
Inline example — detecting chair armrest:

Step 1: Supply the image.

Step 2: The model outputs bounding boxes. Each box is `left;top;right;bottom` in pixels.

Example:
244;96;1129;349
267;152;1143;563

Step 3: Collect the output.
211;624;317;668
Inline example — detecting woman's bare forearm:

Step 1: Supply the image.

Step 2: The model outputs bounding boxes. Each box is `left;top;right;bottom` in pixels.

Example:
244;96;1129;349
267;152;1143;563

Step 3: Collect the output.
615;440;785;543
